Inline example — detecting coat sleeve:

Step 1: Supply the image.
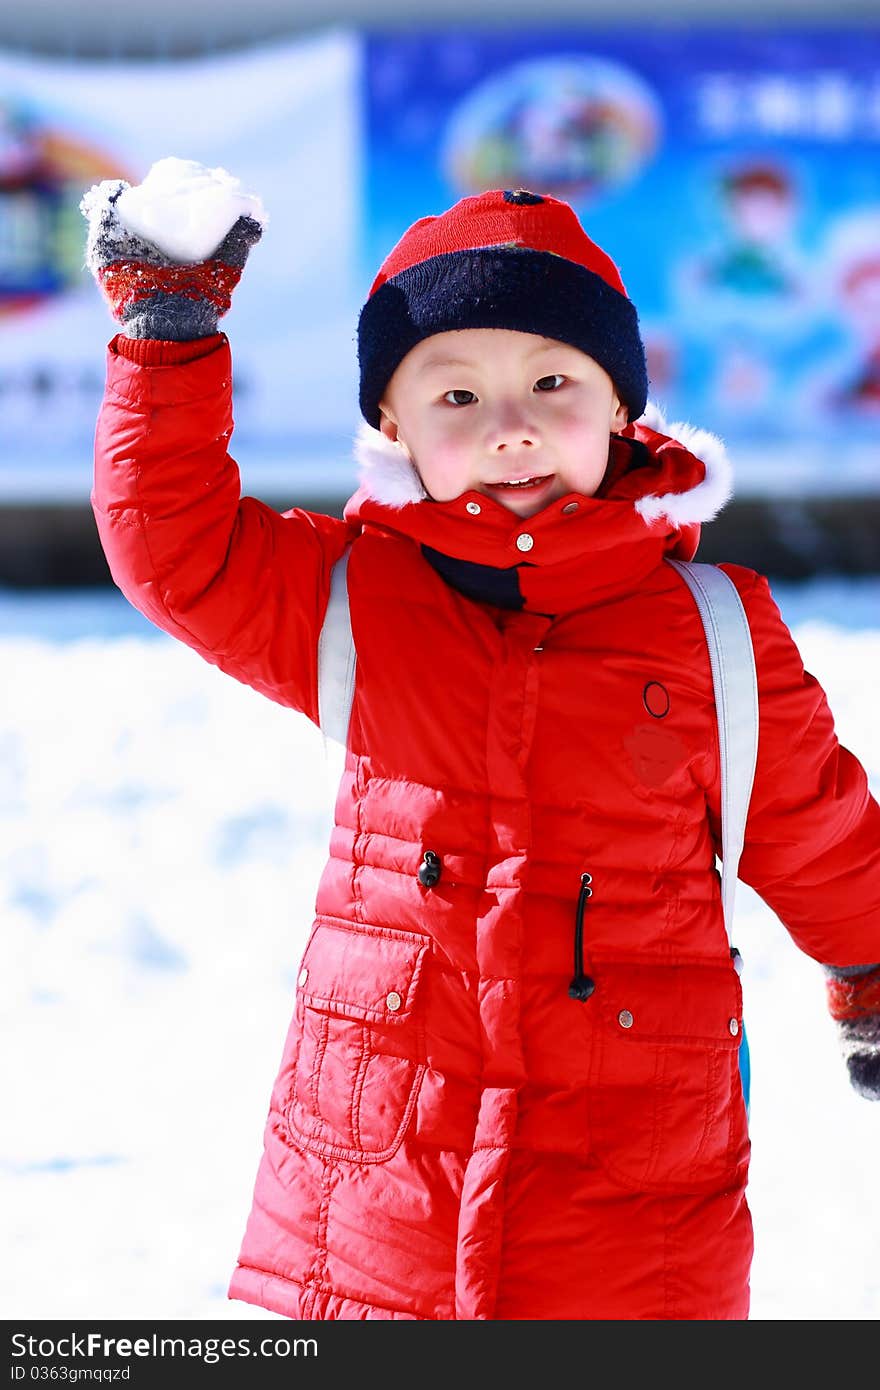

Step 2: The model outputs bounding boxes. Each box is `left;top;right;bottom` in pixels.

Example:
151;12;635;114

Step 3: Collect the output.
91;332;356;725
723;564;880;968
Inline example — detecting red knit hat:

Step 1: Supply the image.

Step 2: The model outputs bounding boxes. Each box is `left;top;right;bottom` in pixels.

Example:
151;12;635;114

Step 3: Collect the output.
357;188;648;428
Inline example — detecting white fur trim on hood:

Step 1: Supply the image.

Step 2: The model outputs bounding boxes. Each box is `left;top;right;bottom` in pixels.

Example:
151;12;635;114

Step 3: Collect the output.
634;401;733;527
353;420;428;507
352;401;733;524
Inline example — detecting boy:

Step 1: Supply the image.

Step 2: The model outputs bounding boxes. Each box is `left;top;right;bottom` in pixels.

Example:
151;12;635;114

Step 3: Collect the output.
82;177;880;1320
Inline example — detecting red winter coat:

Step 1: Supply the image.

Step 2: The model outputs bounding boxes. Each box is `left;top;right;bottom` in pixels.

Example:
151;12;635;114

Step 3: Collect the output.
93;332;880;1321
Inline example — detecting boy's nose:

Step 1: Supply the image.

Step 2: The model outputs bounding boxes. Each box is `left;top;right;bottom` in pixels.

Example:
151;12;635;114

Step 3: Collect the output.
487;405;540;453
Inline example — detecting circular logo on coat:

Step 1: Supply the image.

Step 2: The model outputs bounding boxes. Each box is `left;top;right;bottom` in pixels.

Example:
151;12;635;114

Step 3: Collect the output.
643;681;670;719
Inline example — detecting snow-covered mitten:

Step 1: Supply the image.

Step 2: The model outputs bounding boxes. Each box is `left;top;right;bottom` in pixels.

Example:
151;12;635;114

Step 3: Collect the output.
824;963;880;1100
80;165;264;340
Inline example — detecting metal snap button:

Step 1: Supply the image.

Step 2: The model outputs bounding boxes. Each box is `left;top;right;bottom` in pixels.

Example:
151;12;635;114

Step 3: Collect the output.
466;500;481;514
561;501;579;514
386;991;402;1012
618;1009;634;1029
516;532;534;552
729;1017;740;1036
297;967;308;988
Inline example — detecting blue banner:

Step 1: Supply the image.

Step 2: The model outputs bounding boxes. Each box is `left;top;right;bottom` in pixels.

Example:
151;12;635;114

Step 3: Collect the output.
363;27;880;495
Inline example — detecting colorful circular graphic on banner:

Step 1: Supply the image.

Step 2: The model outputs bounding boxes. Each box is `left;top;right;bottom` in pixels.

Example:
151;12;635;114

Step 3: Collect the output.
441;55;662;204
0;97;131;318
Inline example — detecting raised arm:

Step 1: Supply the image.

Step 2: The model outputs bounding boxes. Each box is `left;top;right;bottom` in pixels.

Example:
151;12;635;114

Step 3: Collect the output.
83;162;355;724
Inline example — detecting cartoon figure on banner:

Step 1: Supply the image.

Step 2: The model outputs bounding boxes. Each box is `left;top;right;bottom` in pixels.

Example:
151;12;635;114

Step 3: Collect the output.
698;163;808;303
813;207;880;420
440;55;661;204
673;159;816;427
0;97;129;317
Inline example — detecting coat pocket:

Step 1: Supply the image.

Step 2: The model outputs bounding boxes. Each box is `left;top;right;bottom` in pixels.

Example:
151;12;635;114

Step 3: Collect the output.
588;960;750;1195
285;918;430;1163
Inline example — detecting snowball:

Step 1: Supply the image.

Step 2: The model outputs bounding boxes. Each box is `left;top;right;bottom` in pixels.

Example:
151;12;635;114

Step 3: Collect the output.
114;156;268;264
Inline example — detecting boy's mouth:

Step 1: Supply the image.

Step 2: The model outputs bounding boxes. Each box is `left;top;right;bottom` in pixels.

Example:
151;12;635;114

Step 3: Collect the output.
484;473;554;495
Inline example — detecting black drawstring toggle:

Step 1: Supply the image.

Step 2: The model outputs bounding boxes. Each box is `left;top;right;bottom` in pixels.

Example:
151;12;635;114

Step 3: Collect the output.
418;850;442;887
569;975;595;1002
569;871;595;1002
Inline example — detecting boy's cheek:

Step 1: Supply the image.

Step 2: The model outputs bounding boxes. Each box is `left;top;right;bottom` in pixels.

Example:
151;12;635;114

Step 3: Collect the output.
417;449;475;501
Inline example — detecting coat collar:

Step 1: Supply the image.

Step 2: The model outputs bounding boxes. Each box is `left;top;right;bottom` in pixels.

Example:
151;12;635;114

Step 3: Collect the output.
342;402;733;614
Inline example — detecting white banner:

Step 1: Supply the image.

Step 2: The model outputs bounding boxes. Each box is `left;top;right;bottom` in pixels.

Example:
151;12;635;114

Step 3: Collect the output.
0;30;363;503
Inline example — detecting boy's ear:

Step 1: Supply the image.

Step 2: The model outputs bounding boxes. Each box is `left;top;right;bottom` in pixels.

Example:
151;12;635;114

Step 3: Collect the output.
378;406;412;458
377;406;399;443
612;396;629;433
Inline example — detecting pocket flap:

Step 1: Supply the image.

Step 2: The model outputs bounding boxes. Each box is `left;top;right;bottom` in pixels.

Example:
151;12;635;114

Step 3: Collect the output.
593;960;742;1047
298;919;430;1024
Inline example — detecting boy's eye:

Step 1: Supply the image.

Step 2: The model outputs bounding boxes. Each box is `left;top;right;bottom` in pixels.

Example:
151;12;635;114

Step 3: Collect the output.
443;389;477;406
535;374;565;391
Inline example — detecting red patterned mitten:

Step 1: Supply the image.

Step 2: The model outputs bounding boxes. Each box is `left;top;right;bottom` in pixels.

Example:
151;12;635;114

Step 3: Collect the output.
80;177;262;340
825;963;880;1100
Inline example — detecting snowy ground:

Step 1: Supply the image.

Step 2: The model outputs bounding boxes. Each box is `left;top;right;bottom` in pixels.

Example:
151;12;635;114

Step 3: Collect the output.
2;576;879;1322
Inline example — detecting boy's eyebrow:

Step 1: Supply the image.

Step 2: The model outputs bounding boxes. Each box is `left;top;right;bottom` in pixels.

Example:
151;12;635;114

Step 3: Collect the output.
415;356;474;373
416;340;564;374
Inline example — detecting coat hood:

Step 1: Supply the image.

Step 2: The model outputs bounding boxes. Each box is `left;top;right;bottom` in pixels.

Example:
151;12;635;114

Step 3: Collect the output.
342;402;733;613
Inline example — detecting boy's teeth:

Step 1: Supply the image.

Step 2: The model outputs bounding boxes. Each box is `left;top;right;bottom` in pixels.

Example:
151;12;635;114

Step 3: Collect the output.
497;475;544;487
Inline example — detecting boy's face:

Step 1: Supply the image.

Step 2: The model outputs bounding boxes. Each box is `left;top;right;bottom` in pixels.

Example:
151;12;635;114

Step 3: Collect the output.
378;329;628;519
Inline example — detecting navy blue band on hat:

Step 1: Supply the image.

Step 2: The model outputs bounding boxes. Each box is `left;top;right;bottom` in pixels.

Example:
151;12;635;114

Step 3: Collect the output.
357;246;648;428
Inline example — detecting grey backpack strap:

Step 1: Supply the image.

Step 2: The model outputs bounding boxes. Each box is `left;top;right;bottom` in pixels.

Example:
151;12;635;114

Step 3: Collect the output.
317;544;357;747
667;559;759;946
